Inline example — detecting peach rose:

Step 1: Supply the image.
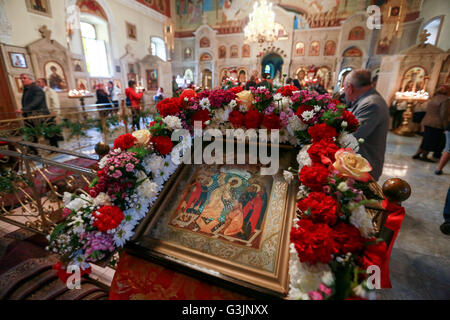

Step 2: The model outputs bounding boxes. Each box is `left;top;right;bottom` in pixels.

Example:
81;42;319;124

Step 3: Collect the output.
236;90;254;109
333;148;372;182
132;129;151;146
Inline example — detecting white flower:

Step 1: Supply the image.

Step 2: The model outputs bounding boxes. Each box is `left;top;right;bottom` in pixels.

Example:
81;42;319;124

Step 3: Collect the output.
287;115;307;135
358;138;365;144
239;103;249;113
353;284;376;300
288;244;332;300
273;93;283;101
137;179;159;200
63;192;73;205
92;192;111;207
278;128;290;144
163;116;182;130
199;98;211;110
184;97;189;102
144;154;165;173
314;105;322;113
228;99;237;108
296;145;312;170
66;196;92;212
338;132;360;152
282;97;293;110
297;185;309;200
283;171;294;184
113;222;135;247
337;181;349;192
321;272;335;287
301;110;315;122
349;203;375;238
98;156;108;169
341;121;348;128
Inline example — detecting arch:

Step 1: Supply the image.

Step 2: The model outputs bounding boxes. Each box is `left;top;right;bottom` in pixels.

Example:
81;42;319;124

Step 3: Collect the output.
348;26;365;40
343;46;363;57
201;69;213;89
400;66;427;92
200;53;212;61
77;0;108;21
261;53;283;79
309;41;320;56
295;42;305;56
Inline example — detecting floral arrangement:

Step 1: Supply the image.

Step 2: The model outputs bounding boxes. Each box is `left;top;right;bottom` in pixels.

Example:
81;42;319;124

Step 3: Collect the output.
48;85;388;300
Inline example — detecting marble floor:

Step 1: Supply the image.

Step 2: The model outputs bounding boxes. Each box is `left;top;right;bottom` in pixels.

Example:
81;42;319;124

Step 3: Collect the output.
377;132;450;300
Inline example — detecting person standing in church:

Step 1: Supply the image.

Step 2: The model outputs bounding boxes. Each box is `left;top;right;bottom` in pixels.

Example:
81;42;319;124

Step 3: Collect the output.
344;69;389;181
125;80;144;131
108;81;121;109
19;73;51;153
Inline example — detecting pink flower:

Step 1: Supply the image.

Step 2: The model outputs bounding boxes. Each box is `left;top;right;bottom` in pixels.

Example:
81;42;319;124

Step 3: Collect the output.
309;291;323;300
125;163;135;172
62;208;72;218
319;284;332;296
112;170;123;179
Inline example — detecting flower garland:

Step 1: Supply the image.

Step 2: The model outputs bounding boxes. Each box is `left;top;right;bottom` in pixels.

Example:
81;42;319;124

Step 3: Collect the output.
48;85;388;300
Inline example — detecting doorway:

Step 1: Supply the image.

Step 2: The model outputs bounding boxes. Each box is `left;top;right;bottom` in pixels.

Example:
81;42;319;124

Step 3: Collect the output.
261;53;283;80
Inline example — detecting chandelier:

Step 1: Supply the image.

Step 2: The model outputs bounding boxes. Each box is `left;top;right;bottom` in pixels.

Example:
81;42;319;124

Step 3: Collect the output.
244;0;278;45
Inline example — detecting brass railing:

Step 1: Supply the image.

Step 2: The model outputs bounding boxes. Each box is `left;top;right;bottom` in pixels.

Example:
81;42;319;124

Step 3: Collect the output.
0;101;157;155
0;140;97;234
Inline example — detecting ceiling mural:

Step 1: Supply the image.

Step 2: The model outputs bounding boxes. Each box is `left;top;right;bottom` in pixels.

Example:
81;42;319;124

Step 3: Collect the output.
136;0;171;17
172;0;424;35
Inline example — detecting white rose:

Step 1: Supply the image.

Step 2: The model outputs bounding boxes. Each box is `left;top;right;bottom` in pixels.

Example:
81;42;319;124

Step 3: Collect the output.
337;181;349;192
163;116;182;130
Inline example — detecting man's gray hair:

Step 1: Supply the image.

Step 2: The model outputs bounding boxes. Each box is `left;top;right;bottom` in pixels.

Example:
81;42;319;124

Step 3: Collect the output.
20;73;35;82
345;69;372;89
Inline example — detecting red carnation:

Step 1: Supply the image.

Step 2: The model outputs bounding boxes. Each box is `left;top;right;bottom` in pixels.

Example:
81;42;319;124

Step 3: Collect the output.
299;163;330;191
179;89;197;102
244;109;263;129
262;113;281;130
92;206;125;232
114;133;137;150
308;139;340;166
308;123;338;143
150;135;174;155
229;86;243;94
277;85;298;97
359;240;387;270
332;222;365;255
192;109;211;129
290;219;337;265
342;110;359;132
157;97;181;117
297;192;339;225
228;110;244;128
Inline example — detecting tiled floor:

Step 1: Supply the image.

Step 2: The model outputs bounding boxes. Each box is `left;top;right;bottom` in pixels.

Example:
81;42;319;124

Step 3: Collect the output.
377;132;450;300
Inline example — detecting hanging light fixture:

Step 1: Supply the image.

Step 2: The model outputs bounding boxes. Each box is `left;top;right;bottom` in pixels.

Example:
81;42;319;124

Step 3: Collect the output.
244;0;278;45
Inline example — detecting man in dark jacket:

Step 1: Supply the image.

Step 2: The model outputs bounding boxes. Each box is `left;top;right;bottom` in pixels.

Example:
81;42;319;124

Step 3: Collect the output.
20;73;56;152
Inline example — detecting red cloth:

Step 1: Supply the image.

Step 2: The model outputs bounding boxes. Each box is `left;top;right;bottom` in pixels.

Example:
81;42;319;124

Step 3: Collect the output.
243;193;263;233
380;199;406;288
109;252;249;300
185;182;202;210
125;88;143;110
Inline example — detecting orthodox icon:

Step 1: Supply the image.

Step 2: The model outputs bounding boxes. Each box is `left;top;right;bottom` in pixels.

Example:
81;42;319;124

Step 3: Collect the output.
44;61;67;92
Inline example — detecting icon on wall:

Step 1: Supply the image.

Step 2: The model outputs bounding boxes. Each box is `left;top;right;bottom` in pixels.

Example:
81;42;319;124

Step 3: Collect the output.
126;22;137;41
25;0;52;17
309;41;320;56
324;41;336;56
44;61;68;92
295;42;305;56
9;52;28;69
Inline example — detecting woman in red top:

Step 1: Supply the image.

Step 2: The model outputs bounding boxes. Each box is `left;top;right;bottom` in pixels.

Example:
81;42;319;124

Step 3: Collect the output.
125;80;144;130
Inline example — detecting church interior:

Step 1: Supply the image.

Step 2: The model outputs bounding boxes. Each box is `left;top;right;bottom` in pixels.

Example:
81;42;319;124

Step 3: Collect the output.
0;0;449;302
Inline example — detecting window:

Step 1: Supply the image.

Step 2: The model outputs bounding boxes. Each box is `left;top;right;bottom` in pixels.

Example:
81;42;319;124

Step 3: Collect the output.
423;17;443;46
80;21;110;77
151;37;166;61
